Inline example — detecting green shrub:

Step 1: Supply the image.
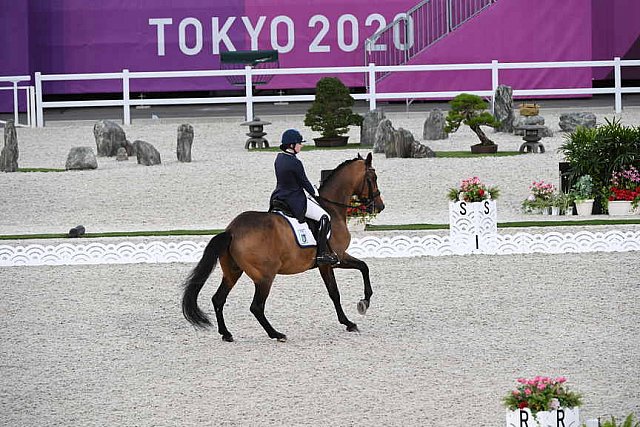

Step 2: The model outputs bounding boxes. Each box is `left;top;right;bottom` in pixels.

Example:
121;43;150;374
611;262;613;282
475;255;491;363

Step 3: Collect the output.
599;413;640;427
304;77;363;138
560;118;640;205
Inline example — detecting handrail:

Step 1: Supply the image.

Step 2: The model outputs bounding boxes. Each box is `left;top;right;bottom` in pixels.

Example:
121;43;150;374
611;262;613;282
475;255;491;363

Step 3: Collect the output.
31;57;640;127
364;0;499;85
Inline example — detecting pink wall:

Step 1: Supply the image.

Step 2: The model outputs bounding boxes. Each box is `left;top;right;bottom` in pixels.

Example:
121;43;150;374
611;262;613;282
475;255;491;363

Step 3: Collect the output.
378;0;593;95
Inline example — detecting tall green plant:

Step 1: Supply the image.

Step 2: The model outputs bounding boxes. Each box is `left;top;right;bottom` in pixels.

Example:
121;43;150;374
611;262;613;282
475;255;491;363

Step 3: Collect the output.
444;93;499;146
559;118;640;203
600;413;640;427
304;77;363;138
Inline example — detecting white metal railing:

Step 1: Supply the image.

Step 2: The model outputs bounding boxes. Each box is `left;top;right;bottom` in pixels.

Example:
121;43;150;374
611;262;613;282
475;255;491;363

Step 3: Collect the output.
364;0;498;84
33;57;640;127
0;75;35;127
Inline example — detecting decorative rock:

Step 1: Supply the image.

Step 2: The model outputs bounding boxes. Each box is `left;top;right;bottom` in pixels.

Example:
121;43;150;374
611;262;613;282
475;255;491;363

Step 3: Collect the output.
177;124;194;162
132;140;161;166
116;147;128;161
65;147;98;170
559;112;597;132
422;109;448;140
514;116;553;137
375;119;395;154
394;128;436;159
494;85;514;133
0;120;19;172
93;120;126;157
360;109;386;146
124;140;135;156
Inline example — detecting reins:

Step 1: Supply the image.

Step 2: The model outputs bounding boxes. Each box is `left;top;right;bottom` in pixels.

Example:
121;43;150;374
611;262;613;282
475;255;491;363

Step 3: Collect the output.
318;166;380;212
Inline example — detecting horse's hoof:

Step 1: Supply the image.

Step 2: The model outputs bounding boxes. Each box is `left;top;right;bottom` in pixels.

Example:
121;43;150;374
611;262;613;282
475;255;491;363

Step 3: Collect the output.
357;299;369;315
346;324;359;333
222;334;234;342
277;336;288;343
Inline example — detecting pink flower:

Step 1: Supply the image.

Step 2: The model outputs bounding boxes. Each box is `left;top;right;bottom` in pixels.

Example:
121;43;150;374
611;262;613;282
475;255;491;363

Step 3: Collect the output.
524;389;532;396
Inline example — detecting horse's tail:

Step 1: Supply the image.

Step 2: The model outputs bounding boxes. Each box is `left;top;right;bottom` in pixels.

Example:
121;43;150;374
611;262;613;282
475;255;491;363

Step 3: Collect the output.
181;231;232;328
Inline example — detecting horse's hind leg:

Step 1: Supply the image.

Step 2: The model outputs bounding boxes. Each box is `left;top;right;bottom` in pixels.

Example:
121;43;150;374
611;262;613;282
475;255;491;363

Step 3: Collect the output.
249;276;287;342
318;265;359;332
212;256;243;342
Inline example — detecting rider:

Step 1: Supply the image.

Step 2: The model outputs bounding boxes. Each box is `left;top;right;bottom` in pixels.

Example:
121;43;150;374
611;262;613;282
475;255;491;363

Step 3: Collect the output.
270;129;339;265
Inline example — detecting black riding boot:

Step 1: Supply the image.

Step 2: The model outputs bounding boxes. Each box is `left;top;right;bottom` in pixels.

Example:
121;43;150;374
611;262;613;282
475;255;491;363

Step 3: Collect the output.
316;215;339;265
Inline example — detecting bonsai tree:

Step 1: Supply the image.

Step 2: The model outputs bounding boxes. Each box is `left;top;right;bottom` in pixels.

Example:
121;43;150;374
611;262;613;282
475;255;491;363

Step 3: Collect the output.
444;93;499;146
304;77;363;139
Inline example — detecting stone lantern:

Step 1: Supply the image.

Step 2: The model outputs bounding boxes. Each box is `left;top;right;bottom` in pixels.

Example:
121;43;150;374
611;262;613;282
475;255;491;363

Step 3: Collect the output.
241;117;272;149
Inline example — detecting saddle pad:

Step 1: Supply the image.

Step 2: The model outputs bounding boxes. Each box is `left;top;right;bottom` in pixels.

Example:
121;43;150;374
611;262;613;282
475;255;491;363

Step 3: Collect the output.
275;212;317;247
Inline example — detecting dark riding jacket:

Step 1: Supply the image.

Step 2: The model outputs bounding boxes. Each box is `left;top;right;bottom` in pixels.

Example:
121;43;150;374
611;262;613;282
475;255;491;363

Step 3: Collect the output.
270;152;315;221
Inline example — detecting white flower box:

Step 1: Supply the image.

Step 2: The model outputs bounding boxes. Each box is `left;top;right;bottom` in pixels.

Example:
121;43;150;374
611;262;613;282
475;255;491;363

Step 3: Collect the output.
449;200;497;254
506;407;580;427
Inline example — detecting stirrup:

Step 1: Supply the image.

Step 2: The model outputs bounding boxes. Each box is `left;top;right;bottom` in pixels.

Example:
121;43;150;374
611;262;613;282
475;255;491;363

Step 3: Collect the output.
316;252;339;265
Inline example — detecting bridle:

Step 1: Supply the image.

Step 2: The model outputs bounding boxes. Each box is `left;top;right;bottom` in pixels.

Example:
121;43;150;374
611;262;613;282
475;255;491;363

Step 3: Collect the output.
319;167;380;212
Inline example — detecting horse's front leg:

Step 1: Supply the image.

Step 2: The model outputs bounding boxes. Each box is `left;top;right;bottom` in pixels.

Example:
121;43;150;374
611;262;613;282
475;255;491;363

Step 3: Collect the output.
335;253;372;315
318;265;358;332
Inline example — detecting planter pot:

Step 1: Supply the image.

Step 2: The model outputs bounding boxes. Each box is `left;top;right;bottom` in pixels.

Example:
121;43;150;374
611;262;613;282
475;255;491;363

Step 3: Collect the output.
574;199;594;216
551;207;560;216
506;407;580;427
608;200;633;216
470;143;498;154
313;136;349;147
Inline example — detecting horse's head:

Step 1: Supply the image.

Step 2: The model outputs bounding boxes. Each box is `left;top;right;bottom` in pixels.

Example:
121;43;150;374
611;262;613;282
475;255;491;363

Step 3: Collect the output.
356;153;385;214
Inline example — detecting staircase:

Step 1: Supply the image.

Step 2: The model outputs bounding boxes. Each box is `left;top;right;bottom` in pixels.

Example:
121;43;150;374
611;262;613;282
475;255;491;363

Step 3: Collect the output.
364;0;499;84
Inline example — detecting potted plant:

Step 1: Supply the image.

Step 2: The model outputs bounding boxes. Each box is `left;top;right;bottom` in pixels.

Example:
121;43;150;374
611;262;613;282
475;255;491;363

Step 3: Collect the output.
304;77;363;147
600;413;640;427
503;376;582;427
346;195;378;231
521;180;555;214
559;118;640;213
571;175;595;216
447;176;500;252
444;93;500;154
607;165;640;216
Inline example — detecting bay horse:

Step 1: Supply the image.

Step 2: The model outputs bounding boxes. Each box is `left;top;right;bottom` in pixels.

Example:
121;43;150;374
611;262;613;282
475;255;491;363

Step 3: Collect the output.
181;153;385;342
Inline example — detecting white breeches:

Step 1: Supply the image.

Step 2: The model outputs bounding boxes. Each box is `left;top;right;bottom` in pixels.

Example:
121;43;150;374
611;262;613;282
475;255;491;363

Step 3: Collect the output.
305;196;330;222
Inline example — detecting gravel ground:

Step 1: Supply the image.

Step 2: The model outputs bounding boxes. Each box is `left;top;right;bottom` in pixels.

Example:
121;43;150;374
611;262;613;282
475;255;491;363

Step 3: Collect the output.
1;108;639;426
1;253;638;426
2;106;639;235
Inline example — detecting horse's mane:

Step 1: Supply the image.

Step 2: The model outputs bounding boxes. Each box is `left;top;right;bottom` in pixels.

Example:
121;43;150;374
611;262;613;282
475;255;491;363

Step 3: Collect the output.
318;157;362;190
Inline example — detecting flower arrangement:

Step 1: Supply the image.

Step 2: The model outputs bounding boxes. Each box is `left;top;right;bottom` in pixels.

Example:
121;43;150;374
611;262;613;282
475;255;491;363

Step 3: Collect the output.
503;376;582;415
447;176;500;202
346;195;378;224
571;175;594;202
609;165;640;208
521;180;556;212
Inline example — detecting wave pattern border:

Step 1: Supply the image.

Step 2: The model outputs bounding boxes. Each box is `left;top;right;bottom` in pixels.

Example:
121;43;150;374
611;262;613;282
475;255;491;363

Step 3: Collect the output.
1;230;639;267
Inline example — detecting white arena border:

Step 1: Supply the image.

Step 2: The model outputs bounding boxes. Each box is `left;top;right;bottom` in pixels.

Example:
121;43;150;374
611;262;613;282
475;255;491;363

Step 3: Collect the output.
1;229;640;267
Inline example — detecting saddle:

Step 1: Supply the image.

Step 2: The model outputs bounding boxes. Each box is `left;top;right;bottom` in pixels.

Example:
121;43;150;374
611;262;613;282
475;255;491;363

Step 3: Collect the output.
269;199;319;240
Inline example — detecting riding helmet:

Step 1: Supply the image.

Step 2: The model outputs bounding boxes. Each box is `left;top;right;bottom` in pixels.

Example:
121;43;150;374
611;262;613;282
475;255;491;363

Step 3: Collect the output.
279;129;305;150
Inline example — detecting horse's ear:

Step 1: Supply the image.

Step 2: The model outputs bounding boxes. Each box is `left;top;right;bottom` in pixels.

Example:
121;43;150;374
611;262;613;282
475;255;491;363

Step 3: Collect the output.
365;152;373;166
357;153;363;160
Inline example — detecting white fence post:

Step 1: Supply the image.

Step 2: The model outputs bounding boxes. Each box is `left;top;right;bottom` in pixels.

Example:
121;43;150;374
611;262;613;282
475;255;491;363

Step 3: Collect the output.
122;69;131;125
35;72;43;128
245;65;253;121
491;59;499;113
12;81;19;124
614;57;622;114
368;63;377;111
